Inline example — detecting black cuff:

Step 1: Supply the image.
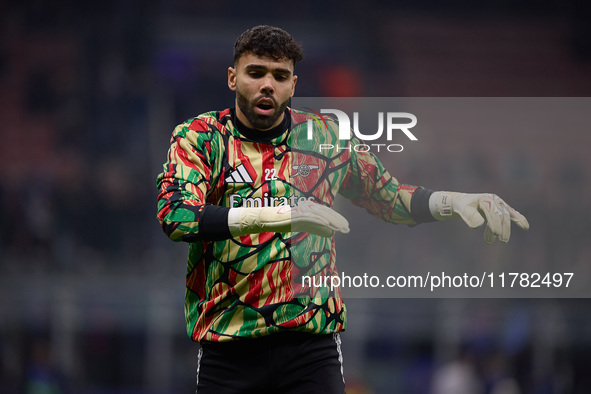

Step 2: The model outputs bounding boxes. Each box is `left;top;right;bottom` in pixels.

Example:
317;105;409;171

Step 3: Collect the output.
410;188;436;223
199;205;232;241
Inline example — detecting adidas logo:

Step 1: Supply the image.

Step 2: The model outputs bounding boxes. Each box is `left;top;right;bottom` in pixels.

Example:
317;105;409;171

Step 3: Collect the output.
225;164;254;183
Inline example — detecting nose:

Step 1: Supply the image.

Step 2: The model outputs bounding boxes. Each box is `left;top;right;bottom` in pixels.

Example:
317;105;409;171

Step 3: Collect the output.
260;74;274;95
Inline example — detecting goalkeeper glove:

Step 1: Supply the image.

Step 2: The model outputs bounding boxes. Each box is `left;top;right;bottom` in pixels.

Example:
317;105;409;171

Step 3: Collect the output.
429;191;529;243
228;200;350;238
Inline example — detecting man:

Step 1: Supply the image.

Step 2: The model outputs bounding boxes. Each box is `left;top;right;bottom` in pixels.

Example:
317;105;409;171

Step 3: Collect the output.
156;25;529;393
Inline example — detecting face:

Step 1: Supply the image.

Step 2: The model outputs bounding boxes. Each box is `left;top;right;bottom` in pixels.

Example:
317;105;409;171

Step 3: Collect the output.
228;53;298;131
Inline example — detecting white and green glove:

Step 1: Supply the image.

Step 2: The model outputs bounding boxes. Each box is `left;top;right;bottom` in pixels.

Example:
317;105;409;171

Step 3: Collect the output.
228;200;350;238
429;191;530;243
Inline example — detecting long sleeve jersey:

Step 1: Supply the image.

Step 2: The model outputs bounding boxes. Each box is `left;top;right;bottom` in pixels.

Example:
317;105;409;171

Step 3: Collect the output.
156;107;433;343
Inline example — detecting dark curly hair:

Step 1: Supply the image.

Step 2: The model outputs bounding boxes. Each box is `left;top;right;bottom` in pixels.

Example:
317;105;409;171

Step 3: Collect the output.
233;25;303;66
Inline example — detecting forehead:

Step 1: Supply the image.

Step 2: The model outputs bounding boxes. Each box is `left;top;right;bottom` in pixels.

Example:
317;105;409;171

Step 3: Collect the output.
235;53;294;72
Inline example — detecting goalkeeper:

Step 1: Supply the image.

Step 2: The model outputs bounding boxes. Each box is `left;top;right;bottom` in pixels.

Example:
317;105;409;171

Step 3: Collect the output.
156;25;529;394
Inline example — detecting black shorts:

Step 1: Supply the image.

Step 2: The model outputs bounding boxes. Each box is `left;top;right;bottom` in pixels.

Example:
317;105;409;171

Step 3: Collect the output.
196;332;346;394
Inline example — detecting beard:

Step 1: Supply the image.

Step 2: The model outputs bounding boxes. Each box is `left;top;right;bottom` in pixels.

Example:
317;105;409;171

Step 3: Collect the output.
236;88;289;130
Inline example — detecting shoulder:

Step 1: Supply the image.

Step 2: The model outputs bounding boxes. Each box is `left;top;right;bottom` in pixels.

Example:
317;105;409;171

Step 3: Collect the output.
289;107;341;152
289;108;340;139
178;109;232;134
168;110;234;160
290;108;314;126
172;109;233;142
289;107;337;128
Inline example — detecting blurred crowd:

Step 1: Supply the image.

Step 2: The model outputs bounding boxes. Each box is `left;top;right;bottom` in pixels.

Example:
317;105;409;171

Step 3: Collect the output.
0;0;157;273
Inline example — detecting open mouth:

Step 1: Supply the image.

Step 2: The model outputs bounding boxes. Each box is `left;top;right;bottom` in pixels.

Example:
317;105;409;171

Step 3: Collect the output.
255;98;275;115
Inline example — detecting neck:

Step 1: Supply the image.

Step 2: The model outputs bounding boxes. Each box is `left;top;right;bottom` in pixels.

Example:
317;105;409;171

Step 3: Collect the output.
232;108;290;142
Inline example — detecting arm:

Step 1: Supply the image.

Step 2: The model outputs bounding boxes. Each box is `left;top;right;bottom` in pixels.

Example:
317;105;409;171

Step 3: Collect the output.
156;120;231;242
339;139;529;243
338;140;432;226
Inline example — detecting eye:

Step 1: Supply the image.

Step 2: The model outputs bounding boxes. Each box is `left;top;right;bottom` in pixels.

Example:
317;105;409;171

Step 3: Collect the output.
275;74;289;81
248;71;263;78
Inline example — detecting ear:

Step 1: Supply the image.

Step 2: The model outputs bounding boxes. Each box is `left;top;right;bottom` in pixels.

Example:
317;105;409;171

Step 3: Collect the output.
290;74;298;97
228;67;237;91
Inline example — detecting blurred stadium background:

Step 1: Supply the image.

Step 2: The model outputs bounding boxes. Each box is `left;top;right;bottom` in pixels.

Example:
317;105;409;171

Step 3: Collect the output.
1;0;591;393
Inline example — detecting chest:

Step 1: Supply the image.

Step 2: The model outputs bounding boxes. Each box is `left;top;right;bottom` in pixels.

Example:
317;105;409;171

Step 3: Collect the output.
219;139;341;208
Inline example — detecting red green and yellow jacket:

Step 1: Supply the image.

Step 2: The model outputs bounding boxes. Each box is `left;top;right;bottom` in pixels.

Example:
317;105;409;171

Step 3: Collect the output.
156;107;433;343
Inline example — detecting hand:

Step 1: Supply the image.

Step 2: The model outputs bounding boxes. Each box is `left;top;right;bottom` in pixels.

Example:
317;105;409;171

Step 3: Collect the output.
228;200;350;237
430;191;530;243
